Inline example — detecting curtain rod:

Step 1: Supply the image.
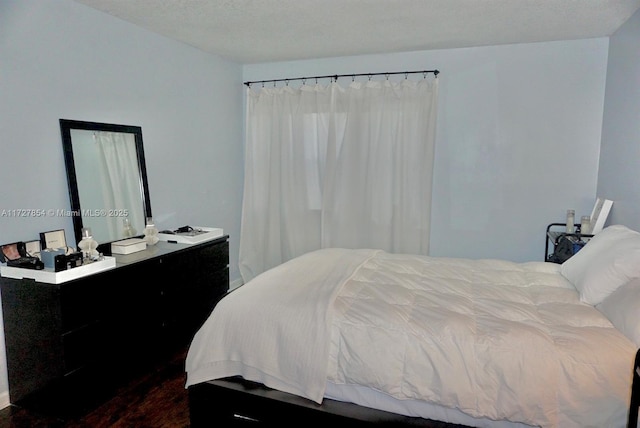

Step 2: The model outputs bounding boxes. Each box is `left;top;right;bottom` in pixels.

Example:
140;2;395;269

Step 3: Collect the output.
244;69;439;87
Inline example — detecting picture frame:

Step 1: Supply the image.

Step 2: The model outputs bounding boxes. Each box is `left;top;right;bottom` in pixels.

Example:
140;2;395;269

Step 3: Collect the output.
25;240;41;259
39;229;67;251
589;198;613;235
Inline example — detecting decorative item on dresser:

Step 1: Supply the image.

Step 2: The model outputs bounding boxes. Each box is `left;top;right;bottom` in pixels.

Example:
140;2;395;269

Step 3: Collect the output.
1;236;229;418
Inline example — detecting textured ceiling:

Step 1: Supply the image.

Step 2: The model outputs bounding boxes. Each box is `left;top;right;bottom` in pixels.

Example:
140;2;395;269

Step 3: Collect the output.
73;0;640;64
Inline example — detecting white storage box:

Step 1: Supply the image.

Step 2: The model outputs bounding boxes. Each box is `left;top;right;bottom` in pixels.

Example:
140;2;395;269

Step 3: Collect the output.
157;227;224;244
0;256;116;284
111;238;147;255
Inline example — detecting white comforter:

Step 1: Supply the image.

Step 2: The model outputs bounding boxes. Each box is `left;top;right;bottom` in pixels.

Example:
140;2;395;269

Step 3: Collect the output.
185;248;636;428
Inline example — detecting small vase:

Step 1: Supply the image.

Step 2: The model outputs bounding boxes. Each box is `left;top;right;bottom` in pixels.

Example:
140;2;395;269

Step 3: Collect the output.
123;218;136;238
78;227;99;260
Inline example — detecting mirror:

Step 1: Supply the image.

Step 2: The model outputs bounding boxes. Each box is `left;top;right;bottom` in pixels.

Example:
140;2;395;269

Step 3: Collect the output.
60;119;152;253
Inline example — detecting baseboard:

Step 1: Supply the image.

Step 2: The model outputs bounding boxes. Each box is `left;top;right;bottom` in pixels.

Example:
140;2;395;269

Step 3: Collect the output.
0;390;10;410
230;278;244;291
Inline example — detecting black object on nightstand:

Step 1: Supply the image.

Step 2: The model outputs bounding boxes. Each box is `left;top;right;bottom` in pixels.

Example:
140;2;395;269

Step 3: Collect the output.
545;223;593;263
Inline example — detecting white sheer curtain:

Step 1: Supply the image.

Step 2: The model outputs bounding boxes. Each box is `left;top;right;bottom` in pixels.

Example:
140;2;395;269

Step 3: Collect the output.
94;131;144;239
239;78;438;282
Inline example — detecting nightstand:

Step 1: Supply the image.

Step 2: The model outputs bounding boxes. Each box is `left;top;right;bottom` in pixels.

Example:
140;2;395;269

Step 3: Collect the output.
545;223;593;263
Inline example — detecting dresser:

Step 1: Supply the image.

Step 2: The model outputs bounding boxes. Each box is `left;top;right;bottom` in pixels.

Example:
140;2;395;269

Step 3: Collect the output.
0;236;229;416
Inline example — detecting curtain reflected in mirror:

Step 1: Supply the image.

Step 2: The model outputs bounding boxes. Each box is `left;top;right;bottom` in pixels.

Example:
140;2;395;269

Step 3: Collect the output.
70;129;145;243
60;119;152;252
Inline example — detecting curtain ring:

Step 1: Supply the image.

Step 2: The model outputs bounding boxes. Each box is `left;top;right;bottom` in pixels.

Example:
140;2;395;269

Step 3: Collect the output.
352;75;355;82
368;74;372;81
285;79;289;86
405;73;409;80
302;78;306;85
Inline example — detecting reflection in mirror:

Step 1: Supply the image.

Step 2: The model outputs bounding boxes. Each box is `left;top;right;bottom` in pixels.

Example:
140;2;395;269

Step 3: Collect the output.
60;120;152;252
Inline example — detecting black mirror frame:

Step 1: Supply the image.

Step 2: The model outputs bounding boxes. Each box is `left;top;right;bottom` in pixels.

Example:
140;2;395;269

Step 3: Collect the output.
59;119;153;255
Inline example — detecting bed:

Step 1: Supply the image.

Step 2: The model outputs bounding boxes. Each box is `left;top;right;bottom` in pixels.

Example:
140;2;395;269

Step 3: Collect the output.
186;225;640;427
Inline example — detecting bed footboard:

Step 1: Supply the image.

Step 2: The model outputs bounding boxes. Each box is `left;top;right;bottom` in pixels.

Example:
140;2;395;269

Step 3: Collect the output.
630;349;640;428
188;377;468;427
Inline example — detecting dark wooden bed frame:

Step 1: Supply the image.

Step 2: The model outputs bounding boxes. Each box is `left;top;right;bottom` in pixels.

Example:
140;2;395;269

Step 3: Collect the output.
189;348;640;427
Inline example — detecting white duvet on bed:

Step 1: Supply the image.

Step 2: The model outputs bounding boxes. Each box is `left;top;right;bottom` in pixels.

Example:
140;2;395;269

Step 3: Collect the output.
185;248;636;428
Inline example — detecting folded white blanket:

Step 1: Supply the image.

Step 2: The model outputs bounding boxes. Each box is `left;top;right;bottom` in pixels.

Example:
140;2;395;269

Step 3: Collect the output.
185;248;378;402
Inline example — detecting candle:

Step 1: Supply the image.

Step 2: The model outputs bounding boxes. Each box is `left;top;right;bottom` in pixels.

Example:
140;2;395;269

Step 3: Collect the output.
566;210;575;233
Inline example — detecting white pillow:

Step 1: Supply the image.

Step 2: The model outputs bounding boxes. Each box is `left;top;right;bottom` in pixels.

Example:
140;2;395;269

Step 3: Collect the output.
597;278;640;347
561;225;640;305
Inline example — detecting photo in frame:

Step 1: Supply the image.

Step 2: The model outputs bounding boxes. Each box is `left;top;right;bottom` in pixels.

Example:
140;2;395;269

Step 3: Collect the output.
39;229;67;251
25;240;41;259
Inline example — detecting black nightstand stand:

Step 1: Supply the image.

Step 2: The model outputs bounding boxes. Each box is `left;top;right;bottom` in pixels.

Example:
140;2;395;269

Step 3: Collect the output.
545;223;593;263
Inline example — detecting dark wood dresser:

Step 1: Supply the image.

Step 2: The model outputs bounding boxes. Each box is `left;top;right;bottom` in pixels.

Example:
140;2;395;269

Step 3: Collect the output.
0;236;229;417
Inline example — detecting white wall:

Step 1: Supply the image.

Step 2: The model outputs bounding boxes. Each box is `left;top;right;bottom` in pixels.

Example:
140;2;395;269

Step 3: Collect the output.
598;8;640;230
243;38;609;262
0;0;244;405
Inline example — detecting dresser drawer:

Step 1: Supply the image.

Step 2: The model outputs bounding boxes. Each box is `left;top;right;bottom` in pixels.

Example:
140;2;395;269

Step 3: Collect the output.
170;240;229;272
59;275;108;333
62;322;104;374
198;240;229;271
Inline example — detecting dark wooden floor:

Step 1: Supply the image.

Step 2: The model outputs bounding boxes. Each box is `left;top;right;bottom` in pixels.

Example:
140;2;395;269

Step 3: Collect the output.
0;348;190;428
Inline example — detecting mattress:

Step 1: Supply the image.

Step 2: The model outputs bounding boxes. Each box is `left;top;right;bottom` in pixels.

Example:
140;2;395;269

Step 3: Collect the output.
185;248;636;428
